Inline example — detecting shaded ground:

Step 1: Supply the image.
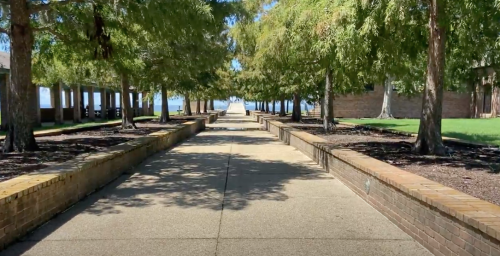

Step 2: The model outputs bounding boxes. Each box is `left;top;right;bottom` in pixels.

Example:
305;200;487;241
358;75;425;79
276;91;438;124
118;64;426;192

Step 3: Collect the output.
0;119;187;182
342;118;500;146
283;118;500;206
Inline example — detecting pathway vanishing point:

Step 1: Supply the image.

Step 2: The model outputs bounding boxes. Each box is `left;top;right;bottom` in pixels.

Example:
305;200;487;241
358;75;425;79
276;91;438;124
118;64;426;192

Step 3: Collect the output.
3;103;431;256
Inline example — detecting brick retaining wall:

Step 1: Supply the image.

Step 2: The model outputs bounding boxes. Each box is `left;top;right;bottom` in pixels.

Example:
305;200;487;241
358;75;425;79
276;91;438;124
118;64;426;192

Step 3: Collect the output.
0;112;221;250
253;111;500;256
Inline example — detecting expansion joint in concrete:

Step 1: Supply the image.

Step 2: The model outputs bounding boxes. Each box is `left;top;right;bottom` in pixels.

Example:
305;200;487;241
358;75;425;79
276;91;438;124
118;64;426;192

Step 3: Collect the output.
214;135;233;255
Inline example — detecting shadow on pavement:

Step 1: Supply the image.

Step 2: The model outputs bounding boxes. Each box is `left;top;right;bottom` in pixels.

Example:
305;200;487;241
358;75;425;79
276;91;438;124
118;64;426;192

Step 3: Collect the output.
5;144;329;255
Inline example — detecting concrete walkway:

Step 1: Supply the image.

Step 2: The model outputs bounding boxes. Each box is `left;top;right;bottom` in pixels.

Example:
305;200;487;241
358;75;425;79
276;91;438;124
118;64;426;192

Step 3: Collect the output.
3;103;430;256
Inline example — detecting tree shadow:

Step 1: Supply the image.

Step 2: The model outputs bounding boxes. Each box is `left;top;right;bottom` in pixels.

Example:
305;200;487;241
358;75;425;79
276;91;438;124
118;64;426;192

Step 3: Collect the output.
178;132;277;146
341;140;500;172
4;148;329;255
213;119;256;123
346;122;413;129
443;132;500;147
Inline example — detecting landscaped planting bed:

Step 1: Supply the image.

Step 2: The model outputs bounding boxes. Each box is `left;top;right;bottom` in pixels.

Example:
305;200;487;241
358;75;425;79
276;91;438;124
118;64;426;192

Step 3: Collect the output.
279;117;500;206
0;119;187;182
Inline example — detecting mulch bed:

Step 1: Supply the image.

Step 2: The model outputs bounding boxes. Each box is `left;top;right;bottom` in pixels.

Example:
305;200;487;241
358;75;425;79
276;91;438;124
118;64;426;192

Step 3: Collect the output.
283;118;500;206
0;119;188;182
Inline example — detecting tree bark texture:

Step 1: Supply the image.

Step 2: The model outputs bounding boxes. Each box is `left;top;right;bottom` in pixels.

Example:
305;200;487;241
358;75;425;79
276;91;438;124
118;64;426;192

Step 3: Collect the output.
470;83;478;118
0;74;9;131
260;101;264;111
265;100;269;113
88;87;95;121
279;96;286;116
203;99;208;113
100;88;108;119
414;0;446;155
159;85;170;123
53;82;64;125
196;98;201;114
72;84;81;123
272;100;276;114
3;1;38;152
132;92;139;117
209;99;214;110
30;84;41;127
292;93;301;122
377;77;394;119
323;66;335;131
184;93;192;116
121;73;136;129
286;100;289;113
141;91;149;116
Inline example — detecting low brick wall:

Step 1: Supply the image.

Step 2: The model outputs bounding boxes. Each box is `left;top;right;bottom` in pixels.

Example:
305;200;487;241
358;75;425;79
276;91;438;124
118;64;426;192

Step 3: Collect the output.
0;118;208;250
261;117;500;256
0;117;156;141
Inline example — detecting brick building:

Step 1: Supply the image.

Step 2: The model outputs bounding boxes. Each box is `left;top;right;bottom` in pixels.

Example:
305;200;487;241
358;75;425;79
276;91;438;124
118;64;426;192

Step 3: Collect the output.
312;67;499;118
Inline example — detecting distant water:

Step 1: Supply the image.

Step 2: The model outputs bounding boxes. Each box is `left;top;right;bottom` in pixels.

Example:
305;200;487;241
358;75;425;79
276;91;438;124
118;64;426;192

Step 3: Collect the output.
242;101;314;111
40;100;314;112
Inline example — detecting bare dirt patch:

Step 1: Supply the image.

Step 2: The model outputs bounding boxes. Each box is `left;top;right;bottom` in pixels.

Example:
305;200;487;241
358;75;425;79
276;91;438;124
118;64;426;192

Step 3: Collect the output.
0;119;188;182
283;117;500;206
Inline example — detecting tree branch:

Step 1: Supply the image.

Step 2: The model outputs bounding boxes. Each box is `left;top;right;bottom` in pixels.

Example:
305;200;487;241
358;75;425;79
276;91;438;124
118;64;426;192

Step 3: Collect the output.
45;27;69;42
0;27;9;35
30;0;87;14
33;25;54;32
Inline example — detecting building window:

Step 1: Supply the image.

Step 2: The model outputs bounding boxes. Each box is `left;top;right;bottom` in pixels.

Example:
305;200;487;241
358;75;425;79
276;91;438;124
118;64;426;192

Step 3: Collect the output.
364;83;374;92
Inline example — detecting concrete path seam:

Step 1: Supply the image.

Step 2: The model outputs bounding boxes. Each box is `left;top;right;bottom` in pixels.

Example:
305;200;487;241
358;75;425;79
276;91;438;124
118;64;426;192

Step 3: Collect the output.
214;135;233;256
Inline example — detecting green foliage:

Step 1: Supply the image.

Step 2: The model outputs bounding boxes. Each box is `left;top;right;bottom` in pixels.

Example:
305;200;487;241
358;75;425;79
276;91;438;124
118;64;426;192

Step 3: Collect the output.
231;0;500;102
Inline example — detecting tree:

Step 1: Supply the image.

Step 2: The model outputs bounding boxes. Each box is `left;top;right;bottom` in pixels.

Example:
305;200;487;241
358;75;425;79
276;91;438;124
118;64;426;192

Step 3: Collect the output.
1;0;219;151
378;77;394;119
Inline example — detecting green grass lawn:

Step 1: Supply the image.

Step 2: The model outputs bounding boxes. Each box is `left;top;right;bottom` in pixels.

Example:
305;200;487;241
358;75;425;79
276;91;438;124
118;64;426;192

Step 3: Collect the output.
341;118;500;146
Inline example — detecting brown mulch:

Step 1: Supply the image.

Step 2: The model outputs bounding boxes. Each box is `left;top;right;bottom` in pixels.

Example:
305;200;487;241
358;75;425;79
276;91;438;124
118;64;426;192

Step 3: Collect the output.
0;119;188;182
285;118;500;206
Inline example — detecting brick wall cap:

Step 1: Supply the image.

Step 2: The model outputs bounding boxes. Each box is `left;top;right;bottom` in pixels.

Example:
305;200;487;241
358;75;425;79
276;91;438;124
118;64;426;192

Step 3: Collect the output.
264;118;500;242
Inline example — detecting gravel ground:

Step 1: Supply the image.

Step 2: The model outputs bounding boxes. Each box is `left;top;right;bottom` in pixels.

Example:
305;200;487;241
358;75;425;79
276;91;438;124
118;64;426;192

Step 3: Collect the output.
0;119;187;182
283;118;500;206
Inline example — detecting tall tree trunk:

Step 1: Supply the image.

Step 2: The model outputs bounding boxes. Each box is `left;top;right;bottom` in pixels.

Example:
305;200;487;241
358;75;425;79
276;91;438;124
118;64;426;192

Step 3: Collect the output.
209;99;214;110
378;77;394;119
132;92;139;117
29;83;41;127
203;99;208;113
272;100;276;115
279;96;286;116
414;0;446;155
120;73;136;129
323;65;335;131
159;85;170;123
53;82;64;125
254;101;258;111
320;98;325;118
72;85;81;124
260;101;264;111
184;93;192;116
4;3;37;152
148;96;154;116
470;83;478;118
265;100;269;113
292;93;301;122
286;100;289;113
196;98;201;114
